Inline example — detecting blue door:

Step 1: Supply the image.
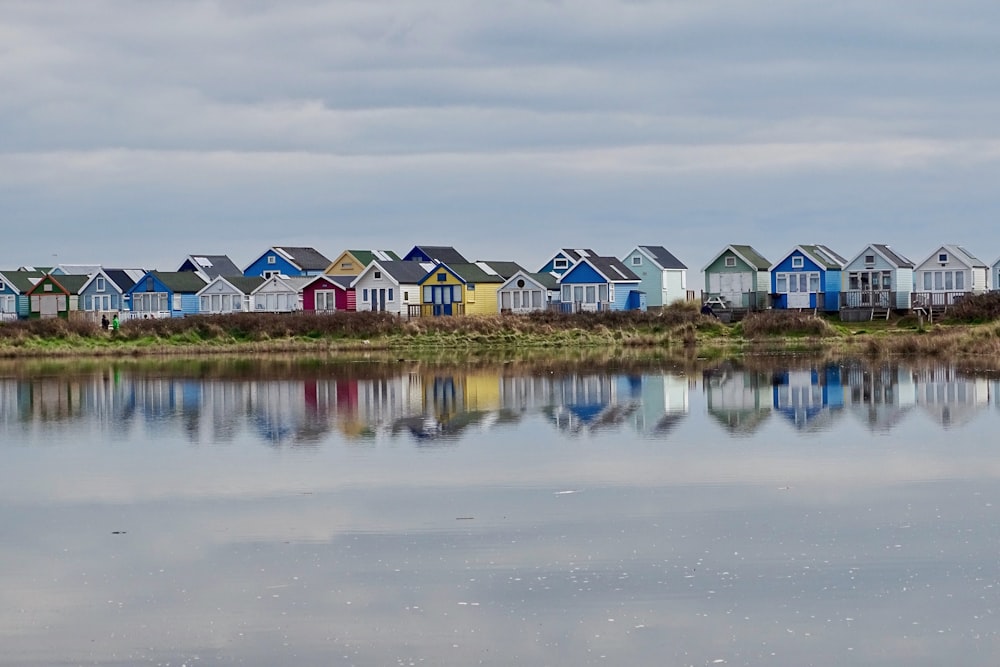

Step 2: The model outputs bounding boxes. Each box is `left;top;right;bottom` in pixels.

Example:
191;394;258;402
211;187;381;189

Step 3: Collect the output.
432;285;454;316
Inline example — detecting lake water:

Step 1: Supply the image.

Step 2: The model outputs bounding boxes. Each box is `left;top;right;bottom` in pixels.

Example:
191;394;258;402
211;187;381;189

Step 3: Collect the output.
2;356;1000;666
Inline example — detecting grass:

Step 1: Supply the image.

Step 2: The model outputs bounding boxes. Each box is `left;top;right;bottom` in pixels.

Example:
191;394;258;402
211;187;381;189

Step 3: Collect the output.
3;304;1000;360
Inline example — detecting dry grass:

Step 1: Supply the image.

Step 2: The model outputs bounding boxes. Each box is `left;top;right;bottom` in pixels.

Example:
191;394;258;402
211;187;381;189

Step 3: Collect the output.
739;311;839;339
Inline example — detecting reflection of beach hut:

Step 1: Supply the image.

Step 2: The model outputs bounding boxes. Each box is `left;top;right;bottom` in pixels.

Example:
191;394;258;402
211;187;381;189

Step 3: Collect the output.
912;365;989;428
772;365;844;430
630;374;689;436
843;361;915;433
704;366;772;435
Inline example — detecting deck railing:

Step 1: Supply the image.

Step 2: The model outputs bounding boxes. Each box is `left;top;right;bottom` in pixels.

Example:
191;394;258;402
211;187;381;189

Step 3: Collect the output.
701;291;769;311
911;291;969;310
406;303;467;318
840;290;896;309
0;312;17;322
125;310;171;320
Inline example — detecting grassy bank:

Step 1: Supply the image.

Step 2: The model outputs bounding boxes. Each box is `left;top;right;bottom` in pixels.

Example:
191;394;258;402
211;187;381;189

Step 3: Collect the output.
3;301;1000;360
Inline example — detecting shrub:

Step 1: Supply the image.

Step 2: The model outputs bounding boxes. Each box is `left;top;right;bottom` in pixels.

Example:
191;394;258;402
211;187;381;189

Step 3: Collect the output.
740;311;838;339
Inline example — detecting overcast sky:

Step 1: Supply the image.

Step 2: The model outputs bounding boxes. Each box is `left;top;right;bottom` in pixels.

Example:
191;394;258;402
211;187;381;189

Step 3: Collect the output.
3;0;1000;274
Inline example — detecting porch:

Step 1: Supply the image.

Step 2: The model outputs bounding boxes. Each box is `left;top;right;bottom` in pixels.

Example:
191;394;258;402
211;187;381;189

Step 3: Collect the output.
839;290;897;321
911;291;969;318
406;303;466;318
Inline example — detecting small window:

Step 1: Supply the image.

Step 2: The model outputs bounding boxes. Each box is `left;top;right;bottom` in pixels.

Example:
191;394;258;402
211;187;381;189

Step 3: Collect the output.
374;271;382;280
44;283;53;292
146;276;154;291
96;276;106;292
724;256;736;268
388;288;394;301
516;278;525;288
467;283;475;291
631;256;641;266
362;289;369;301
267;255;276;264
0;280;5;291
864;255;875;265
791;256;804;269
938;253;948;263
341;262;352;270
554;258;569;269
437;272;447;282
403;291;409;302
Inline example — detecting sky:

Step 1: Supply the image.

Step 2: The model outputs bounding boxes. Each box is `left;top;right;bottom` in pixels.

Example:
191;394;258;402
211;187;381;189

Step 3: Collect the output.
3;0;1000;277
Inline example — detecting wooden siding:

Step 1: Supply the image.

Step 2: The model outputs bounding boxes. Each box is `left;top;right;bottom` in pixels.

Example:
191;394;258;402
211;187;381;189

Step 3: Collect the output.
325;251;364;277
464;283;500;316
354;273;406;315
244;252;299;277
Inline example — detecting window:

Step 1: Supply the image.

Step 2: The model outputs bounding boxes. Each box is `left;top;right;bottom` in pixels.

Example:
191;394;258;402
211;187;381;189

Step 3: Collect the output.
554;258;569;270
955;271;965;290
453;286;462;302
599;285;608;302
267;255;276;264
84;295;92;310
501;292;511;309
864;255;875;265
96;276;106;292
945;272;954;290
632;256;641;266
512;292;521;309
315;291;336;311
423;286;432;303
388;288;394;302
362;289;369;302
43;283;52;292
516;278;525;288
561;285;572;301
0;279;4;291
776;275;788;292
809;274;820;292
923;272;932;290
791;256;804;269
374;271;382;280
574;286;584;303
403;291;409;302
341;262;352;270
724;256;736;268
938;253;948;263
0;295;14;312
934;272;943;290
532;291;542;308
146;276;154;291
585;286;596;303
849;274;860;290
173;294;181;311
466;284;475;302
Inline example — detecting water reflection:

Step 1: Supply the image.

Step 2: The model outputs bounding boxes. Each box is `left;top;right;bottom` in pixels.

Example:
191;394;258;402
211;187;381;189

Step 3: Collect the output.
4;356;1000;666
3;358;999;445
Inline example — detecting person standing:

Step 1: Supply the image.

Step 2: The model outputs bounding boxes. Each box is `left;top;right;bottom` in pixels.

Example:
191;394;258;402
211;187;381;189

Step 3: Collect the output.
101;314;109;330
112;313;120;332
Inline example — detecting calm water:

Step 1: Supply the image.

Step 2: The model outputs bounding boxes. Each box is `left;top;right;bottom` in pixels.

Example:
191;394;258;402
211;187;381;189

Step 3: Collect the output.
2;357;1000;666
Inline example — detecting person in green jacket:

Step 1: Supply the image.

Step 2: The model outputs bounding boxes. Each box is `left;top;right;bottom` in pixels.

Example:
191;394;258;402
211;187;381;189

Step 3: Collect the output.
112;314;120;331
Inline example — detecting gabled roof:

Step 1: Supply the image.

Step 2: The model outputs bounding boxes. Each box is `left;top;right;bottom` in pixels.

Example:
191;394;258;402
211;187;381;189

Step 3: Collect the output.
634;245;687;270
268;246;332;271
252;275;312;294
361;260;437;285
55;264;103;275
448;262;505;284
847;244;915;269
561;249;597;262
197;275;265;296
0;270;44;293
349;249;401;265
944;245;987;268
476;261;525;280
586;256;641;282
150;271;209;293
179;254;242;279
770;245;846;271
500;270;560;291
28;274;89;295
560;256;640;283
405;245;469;264
701;245;771;272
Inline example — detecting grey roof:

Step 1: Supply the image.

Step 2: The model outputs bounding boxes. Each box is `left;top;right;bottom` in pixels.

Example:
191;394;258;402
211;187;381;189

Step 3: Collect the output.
375;260;437;284
180;254;242;278
506;271;559;290
637;245;687;270
562;249;597;261
944;245;987;268
323;275;354;290
799;245;847;270
103;269;140;293
274;246;332;271
586;256;640;282
870;244;915;268
411;245;469;264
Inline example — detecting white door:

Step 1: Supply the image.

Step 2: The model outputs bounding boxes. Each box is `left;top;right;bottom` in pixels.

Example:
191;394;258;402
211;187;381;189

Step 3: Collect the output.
787;274;811;308
40;295;60;318
719;272;750;305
